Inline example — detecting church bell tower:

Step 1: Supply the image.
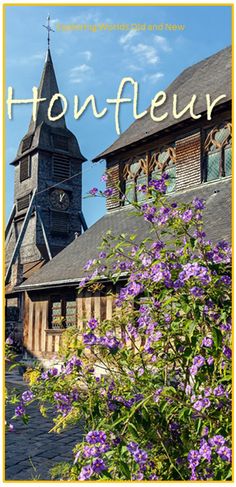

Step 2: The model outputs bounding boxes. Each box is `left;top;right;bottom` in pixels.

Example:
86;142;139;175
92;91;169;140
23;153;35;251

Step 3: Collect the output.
5;19;87;286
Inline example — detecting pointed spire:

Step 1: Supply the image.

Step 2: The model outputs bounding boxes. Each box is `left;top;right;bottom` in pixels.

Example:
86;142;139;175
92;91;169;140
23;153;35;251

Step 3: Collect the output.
28;48;66;132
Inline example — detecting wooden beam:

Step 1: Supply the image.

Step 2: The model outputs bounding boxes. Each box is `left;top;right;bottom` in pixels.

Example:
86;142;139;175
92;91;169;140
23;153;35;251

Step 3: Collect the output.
79;211;88;232
37;208;52;260
5;204;16;246
5;189;36;283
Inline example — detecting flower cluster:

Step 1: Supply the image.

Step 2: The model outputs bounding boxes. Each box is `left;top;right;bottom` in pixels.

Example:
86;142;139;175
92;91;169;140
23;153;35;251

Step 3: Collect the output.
188;435;231;479
9;179;231;481
14;390;34;417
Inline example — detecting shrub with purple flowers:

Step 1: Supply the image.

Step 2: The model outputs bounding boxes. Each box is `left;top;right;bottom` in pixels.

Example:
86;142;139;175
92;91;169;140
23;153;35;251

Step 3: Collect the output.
7;175;231;480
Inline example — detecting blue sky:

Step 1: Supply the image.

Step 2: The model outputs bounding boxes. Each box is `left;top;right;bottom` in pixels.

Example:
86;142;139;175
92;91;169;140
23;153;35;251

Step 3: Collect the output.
5;4;232;227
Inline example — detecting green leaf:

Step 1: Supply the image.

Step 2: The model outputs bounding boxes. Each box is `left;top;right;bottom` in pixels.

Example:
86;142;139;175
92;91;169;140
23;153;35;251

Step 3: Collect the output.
212;327;222;349
120;461;131;478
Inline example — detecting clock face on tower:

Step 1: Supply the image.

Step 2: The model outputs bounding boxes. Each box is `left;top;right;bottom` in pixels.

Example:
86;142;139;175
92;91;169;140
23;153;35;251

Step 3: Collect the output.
50;189;70;210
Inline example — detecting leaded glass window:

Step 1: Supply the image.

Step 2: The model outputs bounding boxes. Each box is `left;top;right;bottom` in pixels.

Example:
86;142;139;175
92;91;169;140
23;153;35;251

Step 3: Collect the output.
204;124;232;182
124;157;147;204
150;147;176;193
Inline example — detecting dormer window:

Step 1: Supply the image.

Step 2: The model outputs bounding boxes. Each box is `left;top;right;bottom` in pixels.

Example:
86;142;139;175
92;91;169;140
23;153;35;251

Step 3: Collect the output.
20;156;31;182
21;135;33;153
203;123;232;182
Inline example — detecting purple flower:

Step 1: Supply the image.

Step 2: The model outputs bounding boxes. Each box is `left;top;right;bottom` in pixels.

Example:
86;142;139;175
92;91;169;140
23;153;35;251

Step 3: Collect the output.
89;187;98;195
223;345;232;359
21;390;34;403
83;445;97;458
133;472;144;480
127;441;139;453
213;385;225;397
84;259;95;270
99;251;106;259
207;356;214;365
181;209;193;223
133;449;148;465
209;435;226;447
87;318;98;330
193;398;210;411
86;430;107;445
187;450;201;467
149;177;167;193
217;446;232;462
91;458;106;473
192;197;205;210
15;404;25;417
8;423;14;432
220;275;231;285
189;365;198;376
104;188;114;197
153;388;163;403
83;333;97;346
201;337;213;348
193;400;205;412
64;356;82;375
190;286;204;297
6;337;13;345
78;465;93;480
193;355;205;367
127;281;143;297
41;367;58;380
199;441;212;462
100;174;108;182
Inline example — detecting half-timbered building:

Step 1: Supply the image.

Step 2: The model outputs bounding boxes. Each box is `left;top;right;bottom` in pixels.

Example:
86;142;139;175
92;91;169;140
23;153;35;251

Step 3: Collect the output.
6;45;232;364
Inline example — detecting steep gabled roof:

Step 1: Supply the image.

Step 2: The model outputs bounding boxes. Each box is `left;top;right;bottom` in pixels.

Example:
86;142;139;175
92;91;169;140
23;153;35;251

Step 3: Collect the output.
17;178;231;291
93;46;231;162
28;49;66;132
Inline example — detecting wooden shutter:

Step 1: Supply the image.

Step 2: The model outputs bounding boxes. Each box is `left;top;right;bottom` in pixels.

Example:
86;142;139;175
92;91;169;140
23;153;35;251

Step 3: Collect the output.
51;210;69;234
52;154;70;180
20;156;31;182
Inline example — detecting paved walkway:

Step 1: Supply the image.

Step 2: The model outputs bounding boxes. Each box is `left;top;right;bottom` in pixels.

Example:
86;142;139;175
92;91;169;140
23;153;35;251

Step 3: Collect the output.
5;373;83;481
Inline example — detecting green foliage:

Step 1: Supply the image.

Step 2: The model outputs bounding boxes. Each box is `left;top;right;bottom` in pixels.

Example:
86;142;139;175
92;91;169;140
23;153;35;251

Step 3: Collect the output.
7;180;232;480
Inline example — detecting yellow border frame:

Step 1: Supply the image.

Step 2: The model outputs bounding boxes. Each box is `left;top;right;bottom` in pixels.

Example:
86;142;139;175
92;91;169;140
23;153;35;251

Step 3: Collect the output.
2;2;234;483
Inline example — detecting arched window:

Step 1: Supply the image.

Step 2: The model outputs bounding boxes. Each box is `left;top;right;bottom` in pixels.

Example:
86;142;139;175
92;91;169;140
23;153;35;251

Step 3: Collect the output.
123;156;148;204
204;123;232;182
150;146;176;193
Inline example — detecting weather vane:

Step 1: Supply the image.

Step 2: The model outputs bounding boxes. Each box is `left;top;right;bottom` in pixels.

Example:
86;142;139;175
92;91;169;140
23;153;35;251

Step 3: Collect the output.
43;14;55;48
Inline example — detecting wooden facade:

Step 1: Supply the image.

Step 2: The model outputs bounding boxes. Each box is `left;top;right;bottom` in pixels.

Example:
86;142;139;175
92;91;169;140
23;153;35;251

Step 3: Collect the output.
23;285;120;359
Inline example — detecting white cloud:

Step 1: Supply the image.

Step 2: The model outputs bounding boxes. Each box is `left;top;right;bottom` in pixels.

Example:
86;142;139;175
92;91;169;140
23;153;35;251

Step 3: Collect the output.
126;63;143;72
131;43;159;65
50;18;60;28
80;50;92;61
69;64;93;83
142;72;164;84
8;52;45;67
119;30;138;46
154;35;172;53
70;10;101;24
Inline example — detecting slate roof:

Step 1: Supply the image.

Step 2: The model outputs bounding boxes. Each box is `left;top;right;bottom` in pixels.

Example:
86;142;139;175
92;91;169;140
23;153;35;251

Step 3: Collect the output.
18;178;231;291
93;46;231;162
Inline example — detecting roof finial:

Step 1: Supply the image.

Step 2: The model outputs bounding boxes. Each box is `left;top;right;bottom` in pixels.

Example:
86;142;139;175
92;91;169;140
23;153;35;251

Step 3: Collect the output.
43;14;55;49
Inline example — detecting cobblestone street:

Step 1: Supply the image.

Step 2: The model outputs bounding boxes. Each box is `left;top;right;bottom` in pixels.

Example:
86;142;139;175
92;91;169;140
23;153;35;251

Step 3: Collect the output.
5;373;83;481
